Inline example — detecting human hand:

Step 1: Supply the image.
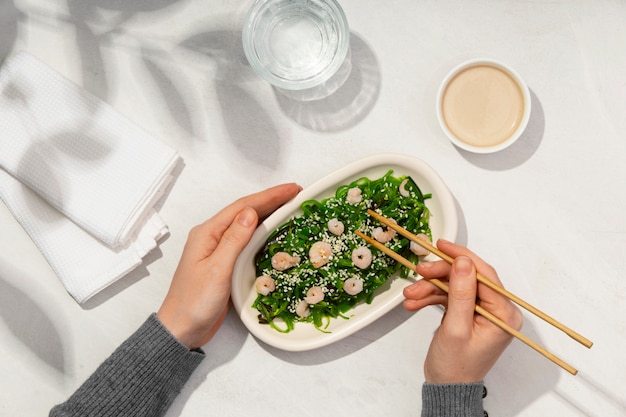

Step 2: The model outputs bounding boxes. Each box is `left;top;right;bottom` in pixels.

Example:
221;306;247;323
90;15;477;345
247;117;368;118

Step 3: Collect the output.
403;239;523;383
157;183;302;350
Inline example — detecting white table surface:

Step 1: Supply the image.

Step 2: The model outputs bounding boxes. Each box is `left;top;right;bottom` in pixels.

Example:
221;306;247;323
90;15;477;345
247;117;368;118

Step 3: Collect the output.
1;0;625;416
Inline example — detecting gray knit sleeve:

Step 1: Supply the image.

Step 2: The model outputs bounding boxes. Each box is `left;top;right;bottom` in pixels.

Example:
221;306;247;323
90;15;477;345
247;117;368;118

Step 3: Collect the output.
50;313;204;417
421;382;485;417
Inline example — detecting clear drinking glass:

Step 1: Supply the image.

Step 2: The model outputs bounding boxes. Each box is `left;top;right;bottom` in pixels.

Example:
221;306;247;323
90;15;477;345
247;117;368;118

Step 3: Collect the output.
242;0;351;101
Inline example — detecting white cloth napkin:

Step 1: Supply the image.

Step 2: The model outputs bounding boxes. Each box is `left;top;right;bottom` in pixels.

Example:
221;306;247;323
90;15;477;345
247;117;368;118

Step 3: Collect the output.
0;52;181;303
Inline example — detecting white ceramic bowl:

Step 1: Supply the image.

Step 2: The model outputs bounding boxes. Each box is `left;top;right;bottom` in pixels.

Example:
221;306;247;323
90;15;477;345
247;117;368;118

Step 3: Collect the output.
436;58;531;154
231;153;458;351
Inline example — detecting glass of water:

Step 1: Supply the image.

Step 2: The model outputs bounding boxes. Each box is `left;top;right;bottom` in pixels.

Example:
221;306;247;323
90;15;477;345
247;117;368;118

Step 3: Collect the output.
242;0;351;101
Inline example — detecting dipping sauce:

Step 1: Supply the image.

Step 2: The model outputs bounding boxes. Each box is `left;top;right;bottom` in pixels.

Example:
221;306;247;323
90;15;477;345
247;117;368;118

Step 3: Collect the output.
440;64;525;148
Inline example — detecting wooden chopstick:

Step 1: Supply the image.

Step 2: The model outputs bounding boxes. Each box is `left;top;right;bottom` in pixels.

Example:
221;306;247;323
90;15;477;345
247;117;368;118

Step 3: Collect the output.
366;209;593;349
355;230;579;376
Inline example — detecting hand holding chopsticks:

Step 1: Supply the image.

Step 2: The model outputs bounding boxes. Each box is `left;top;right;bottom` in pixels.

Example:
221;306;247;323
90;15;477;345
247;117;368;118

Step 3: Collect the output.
357;209;593;376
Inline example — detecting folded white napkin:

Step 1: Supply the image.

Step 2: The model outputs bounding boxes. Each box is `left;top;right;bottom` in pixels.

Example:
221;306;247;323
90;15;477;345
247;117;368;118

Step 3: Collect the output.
0;52;181;303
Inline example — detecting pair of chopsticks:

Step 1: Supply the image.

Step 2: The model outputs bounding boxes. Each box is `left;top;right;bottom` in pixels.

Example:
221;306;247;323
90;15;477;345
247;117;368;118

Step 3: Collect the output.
356;209;593;376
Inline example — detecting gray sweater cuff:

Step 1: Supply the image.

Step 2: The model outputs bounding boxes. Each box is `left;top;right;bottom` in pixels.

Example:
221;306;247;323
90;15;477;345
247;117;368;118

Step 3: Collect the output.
50;313;204;417
421;382;484;417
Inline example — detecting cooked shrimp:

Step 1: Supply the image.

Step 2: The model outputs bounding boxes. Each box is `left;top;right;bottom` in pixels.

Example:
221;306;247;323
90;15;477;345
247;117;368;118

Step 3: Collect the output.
255;275;276;296
309;241;333;268
295;300;310;318
271;252;301;271
343;277;364;295
409;233;431;257
351;246;372;269
372;218;397;243
399;178;410;197
304;286;325;304
327;218;345;235
346;187;362;204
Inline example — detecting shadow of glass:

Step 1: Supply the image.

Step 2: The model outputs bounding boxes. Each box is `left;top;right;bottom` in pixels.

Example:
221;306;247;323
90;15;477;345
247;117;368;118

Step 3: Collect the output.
456;89;545;170
0;270;66;374
0;1;19;66
274;32;381;133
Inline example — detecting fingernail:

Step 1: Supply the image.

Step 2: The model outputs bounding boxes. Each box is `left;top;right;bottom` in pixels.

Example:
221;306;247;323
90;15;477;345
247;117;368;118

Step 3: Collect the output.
403;283;421;298
418;261;434;269
453;256;472;275
238;208;256;227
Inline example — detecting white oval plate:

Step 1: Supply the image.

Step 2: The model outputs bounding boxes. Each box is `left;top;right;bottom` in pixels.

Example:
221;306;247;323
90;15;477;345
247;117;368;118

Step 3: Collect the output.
231;153;458;351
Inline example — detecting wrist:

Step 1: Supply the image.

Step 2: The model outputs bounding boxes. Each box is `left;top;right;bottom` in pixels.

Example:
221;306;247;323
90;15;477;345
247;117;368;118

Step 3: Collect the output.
156;307;195;350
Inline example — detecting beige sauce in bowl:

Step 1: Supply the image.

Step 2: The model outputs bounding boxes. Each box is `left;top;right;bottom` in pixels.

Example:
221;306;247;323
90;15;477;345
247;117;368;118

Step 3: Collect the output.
441;64;525;148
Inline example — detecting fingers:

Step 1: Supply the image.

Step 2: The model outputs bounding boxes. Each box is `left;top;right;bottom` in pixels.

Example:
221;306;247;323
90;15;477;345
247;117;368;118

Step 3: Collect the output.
436;240;523;332
403;293;448;311
436;239;503;287
184;183;302;260
211;183;302;232
415;260;451;280
243;183;303;221
157;208;260;349
210;207;259;268
403;261;448;311
441;256;477;337
404;255;482;330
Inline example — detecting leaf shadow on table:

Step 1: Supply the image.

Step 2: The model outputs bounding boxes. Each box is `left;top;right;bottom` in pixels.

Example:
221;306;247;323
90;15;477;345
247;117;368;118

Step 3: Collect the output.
456;89;545;170
0;270;67;377
140;49;196;138
179;30;284;170
0;0;19;66
66;0;187;102
274;32;381;133
6;81;185;309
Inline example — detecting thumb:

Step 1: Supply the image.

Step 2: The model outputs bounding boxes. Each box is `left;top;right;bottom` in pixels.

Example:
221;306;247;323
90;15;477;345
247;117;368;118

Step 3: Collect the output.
212;207;259;266
442;256;477;336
